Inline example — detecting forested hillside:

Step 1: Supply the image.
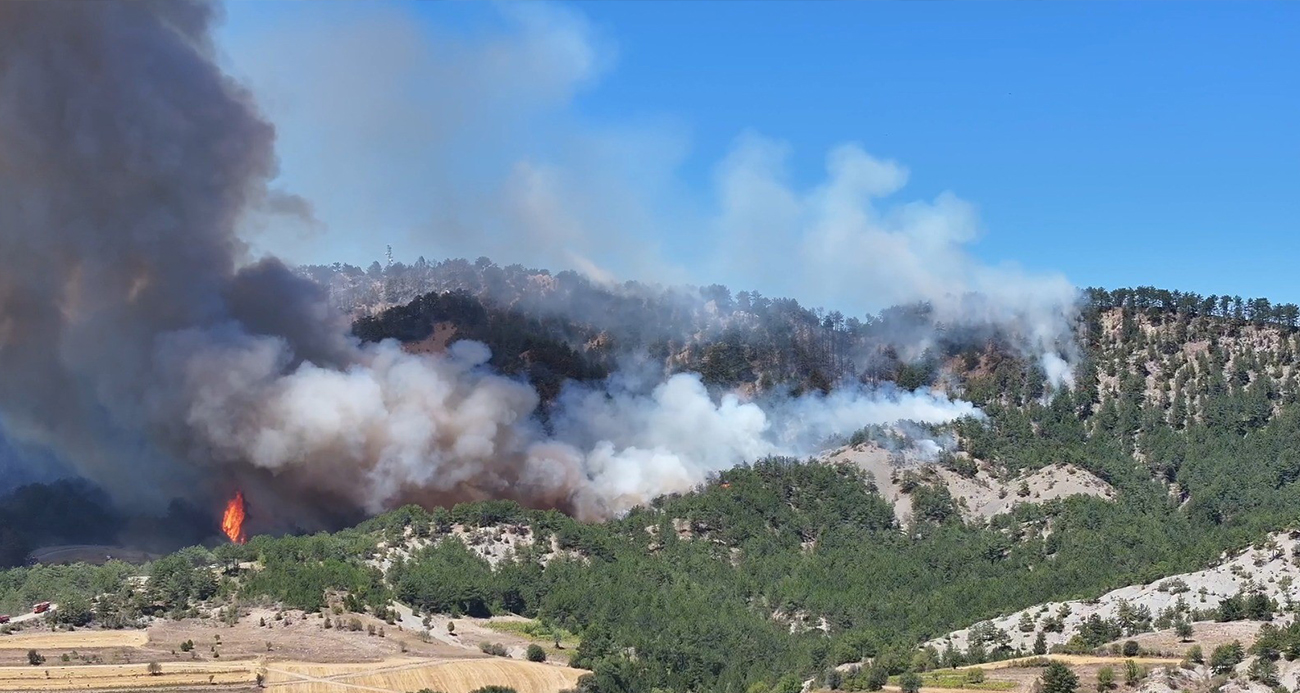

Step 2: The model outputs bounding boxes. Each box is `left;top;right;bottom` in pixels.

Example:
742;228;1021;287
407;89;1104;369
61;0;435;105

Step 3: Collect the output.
0;461;1233;693
8;276;1300;693
961;286;1300;541
305;256;1049;397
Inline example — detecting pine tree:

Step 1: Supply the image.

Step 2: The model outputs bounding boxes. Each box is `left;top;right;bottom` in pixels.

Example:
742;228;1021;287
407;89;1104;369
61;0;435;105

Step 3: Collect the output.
1041;662;1077;693
1249;656;1279;687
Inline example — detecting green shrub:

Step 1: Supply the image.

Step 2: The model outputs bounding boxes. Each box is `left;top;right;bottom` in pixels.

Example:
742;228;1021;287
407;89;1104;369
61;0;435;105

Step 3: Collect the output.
1249;656;1279;687
865;665;889;691
1041;662;1077;693
526;644;546;662
1210;641;1245;674
1123;660;1143;687
1095;666;1114;692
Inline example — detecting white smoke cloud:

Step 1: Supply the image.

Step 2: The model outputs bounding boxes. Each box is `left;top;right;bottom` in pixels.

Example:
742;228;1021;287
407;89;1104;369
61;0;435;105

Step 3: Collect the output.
222;3;1080;382
552;374;981;517
164;331;981;519
219;1;689;286
229;328;981;522
712;133;1080;383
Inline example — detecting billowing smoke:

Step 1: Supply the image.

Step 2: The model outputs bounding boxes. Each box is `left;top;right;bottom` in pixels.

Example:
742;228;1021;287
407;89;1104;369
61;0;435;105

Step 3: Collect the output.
0;1;982;530
546;373;980;517
224;3;1082;384
712;134;1081;384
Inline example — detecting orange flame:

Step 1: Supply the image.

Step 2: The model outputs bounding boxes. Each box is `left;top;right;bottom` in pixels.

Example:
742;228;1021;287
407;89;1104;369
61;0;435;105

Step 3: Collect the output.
221;491;246;544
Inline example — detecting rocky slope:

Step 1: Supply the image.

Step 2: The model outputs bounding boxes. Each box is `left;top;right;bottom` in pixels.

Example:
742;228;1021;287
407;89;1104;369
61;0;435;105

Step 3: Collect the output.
933;532;1300;655
824;443;1114;525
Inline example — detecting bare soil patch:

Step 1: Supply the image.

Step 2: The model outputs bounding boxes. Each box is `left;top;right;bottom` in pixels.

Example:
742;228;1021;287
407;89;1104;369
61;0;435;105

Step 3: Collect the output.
1112;621;1265;657
827;445;1114;524
391;605;574;664
402;322;458;356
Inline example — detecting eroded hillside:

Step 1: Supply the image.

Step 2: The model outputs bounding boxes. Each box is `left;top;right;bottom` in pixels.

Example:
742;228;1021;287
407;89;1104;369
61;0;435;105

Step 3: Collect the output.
826;442;1114;525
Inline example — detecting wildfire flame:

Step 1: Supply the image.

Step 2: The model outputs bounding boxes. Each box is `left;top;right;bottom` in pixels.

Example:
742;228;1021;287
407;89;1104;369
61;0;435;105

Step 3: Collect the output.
221;491;246;544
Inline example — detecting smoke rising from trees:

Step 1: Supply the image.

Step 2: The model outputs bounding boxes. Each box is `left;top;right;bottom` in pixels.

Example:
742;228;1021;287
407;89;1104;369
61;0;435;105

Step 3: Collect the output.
0;1;987;531
226;2;1080;383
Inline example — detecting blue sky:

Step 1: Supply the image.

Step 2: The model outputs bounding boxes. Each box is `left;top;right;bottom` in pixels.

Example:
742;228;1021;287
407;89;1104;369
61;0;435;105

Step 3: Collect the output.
219;1;1299;308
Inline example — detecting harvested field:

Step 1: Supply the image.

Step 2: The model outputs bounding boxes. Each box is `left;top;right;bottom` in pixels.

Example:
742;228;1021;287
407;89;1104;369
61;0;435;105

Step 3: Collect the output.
0;659;256;690
0;617;584;691
147;608;469;663
0;630;148;649
973;654;1181;669
267;657;588;693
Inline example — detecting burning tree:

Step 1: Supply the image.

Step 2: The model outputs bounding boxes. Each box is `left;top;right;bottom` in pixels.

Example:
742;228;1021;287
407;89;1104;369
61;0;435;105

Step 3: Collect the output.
222;492;246;544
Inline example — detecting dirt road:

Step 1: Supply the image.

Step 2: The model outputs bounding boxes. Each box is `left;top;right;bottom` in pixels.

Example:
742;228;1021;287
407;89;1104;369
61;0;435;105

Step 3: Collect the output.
3;603;56;627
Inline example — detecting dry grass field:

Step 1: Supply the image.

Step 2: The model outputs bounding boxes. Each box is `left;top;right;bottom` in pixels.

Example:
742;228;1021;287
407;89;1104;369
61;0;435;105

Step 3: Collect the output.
831;654;1191;693
146;608;457;664
0;659;257;690
266;657;588;693
973;653;1182;670
0;630;149;649
0;616;585;692
1117;620;1264;657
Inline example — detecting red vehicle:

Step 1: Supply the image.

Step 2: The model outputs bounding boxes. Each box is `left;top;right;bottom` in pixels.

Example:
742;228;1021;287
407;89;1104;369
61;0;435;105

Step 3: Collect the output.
32;602;50;614
0;615;10;624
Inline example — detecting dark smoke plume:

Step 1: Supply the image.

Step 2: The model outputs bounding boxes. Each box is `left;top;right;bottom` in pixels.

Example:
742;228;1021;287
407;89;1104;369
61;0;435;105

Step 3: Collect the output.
0;1;354;527
0;2;982;533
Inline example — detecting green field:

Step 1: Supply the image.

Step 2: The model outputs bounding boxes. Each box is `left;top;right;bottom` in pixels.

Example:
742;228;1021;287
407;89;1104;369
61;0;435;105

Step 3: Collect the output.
484;619;582;652
888;672;1018;691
